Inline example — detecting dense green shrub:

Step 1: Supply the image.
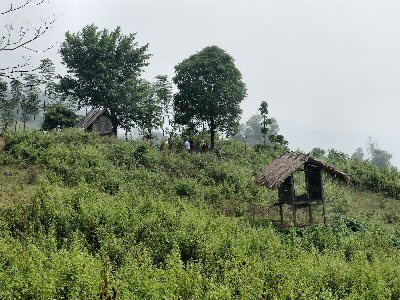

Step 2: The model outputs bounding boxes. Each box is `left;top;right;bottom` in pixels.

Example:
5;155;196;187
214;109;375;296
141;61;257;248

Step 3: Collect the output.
0;234;102;299
330;157;400;199
1;130;400;298
175;178;198;197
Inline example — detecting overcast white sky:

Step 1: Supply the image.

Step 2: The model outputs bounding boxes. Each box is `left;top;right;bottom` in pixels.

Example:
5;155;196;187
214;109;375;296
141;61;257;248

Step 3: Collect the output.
2;0;400;166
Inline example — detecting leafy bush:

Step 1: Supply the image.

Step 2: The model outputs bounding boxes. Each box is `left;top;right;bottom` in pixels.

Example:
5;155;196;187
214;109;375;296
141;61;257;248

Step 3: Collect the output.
1;130;400;298
42;103;78;131
331;157;400;199
175;178;198;197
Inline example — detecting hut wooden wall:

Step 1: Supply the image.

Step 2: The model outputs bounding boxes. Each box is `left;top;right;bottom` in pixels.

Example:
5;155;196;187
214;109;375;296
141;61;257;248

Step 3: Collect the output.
92;115;112;135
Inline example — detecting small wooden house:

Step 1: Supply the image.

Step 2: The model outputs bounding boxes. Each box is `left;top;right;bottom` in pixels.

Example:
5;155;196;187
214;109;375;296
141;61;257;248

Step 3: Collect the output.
76;109;113;135
256;151;349;226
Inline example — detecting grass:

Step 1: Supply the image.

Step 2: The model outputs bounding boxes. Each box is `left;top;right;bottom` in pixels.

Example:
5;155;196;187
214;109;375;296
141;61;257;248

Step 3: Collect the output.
0;132;398;229
0;164;36;208
1;130;400;298
347;187;400;227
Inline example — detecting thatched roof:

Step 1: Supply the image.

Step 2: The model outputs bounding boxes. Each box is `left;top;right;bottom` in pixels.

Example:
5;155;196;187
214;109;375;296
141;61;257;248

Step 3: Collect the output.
255;151;349;189
76;109;105;129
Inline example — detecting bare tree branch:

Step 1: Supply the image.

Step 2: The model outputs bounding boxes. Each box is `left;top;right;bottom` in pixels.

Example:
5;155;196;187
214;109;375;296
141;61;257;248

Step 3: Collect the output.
1;0;45;15
0;17;55;51
0;0;54;79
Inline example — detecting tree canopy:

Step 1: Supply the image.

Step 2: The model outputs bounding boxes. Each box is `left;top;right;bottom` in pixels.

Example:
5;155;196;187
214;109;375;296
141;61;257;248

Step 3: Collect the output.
0;79;9;132
351;148;364;161
134;76;172;141
310;147;326;158
233;114;279;146
173;45;247;149
59;24;150;135
258;101;273;146
20;73;40;129
367;139;392;170
42;103;78;131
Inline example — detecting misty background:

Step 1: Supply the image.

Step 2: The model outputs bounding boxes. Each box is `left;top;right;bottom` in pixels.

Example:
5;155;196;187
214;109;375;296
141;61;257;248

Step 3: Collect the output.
1;0;399;166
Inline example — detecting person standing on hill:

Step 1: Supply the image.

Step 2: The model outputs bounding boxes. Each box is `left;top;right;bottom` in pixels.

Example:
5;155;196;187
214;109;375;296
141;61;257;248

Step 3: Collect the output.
184;140;191;153
200;141;206;153
189;139;194;154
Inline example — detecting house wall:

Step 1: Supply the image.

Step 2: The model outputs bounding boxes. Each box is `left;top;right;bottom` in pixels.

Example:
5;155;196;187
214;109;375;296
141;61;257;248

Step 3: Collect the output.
305;164;323;201
278;175;295;204
92;115;113;134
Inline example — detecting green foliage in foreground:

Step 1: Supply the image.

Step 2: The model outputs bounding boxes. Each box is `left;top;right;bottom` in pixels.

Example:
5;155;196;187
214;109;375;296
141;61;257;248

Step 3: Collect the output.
1;130;400;299
326;149;400;199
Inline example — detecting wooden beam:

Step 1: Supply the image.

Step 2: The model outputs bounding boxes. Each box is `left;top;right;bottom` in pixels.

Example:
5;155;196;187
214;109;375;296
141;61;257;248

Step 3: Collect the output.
321;173;327;226
290;175;297;227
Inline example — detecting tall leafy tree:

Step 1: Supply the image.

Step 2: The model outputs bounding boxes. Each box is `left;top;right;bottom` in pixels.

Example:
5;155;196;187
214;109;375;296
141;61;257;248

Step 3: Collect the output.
351;148;364;161
10;79;23;130
117;78;148;135
21;73;40;129
154;75;173;137
367;138;392;169
173;45;247;149
0;79;10;132
59;24;150;135
258;100;287;148
232;114;279;146
259;101;272;146
132;76;172;142
136;81;163;141
39;58;57;108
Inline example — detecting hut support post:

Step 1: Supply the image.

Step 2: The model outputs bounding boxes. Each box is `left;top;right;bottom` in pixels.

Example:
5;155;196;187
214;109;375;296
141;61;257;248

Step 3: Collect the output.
321;174;327;226
279;204;284;225
289;175;297;227
308;205;313;225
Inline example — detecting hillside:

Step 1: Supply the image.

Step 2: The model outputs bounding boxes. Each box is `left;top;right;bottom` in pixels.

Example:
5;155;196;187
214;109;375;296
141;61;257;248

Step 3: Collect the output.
1;130;400;299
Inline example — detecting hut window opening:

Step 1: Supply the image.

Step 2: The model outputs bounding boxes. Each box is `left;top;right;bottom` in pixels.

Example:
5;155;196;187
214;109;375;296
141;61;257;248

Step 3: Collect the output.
293;170;307;198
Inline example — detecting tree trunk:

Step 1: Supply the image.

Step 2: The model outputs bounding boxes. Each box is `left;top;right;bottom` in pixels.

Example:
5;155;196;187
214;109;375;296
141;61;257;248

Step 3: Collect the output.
210;119;215;150
110;112;118;136
147;128;152;143
210;130;215;150
112;124;118;136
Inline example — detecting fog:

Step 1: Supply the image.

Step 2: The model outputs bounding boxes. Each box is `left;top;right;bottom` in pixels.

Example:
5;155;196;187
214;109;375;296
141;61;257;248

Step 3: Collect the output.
1;0;399;166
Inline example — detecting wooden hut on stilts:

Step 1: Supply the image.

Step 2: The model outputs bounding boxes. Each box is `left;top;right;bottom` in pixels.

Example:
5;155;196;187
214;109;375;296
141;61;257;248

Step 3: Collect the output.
256;152;349;227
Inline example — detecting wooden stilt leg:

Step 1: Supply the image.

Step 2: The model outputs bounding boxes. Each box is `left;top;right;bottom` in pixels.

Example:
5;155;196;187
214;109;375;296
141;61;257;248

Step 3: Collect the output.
322;199;327;226
280;204;283;226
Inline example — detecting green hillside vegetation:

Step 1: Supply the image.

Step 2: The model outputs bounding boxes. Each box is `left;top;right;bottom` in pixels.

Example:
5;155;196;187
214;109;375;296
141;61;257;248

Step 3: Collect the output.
1;130;400;299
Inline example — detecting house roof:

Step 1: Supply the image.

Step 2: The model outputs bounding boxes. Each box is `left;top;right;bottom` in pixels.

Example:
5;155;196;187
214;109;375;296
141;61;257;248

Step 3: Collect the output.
76;109;105;129
255;151;350;189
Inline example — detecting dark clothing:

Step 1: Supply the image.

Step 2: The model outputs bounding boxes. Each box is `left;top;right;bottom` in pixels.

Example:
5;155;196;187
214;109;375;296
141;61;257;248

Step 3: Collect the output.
189;140;194;153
